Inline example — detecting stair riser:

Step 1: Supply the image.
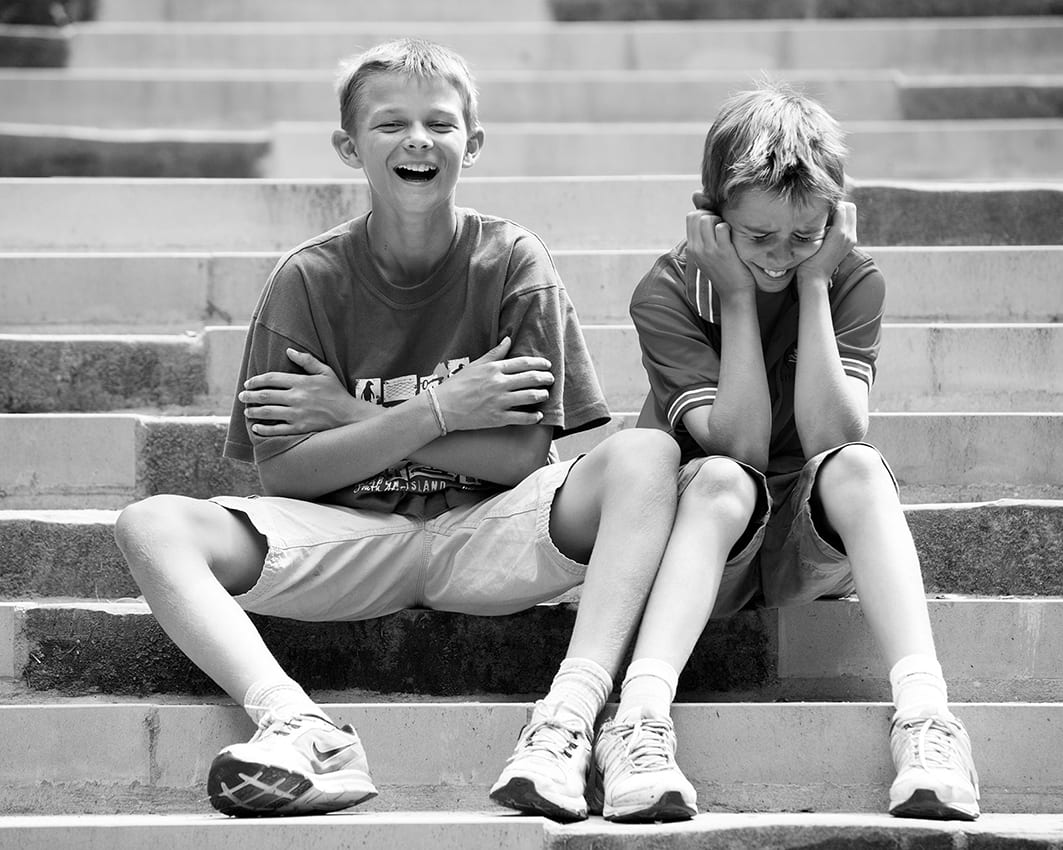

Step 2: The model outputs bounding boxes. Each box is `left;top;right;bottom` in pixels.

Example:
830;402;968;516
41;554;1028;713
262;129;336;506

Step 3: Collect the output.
0;702;1058;814
2;413;1061;508
3;502;1060;600
3;324;1061;413
2;180;1061;252
5;599;1063;702
67;21;1063;73
3;248;1060;328
270;120;1063;180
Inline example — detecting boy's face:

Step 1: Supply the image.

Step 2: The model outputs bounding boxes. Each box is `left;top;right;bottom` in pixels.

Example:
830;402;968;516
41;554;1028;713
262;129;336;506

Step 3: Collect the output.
333;72;483;216
720;188;831;294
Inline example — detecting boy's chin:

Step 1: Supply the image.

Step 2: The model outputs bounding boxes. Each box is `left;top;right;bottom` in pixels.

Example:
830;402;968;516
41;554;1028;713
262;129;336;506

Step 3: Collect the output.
753;269;794;293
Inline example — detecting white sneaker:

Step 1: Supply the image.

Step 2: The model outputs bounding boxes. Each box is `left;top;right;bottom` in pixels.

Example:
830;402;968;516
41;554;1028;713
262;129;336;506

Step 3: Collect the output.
889;712;980;820
207;712;377;816
489;701;591;821
593;709;697;822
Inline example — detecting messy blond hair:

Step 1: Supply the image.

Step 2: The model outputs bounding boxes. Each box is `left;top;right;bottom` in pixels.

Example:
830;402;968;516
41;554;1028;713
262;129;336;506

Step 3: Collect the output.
335;38;480;133
701;81;847;211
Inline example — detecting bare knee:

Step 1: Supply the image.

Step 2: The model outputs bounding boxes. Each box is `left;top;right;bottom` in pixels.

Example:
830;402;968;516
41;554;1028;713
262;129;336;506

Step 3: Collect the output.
593;428;679;492
817;445;893;504
680;457;759;529
115;495;266;593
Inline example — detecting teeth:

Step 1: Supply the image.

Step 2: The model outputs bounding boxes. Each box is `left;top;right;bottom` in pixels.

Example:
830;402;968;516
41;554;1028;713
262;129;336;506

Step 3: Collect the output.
762;267;787;279
399;163;434;171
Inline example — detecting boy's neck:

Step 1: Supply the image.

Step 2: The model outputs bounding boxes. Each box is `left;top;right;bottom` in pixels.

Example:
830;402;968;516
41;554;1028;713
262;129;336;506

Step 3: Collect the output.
366;206;459;288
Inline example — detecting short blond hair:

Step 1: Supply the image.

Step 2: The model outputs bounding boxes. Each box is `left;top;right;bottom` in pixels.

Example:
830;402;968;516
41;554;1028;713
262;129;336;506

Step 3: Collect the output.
701;81;847;211
335;38;480;133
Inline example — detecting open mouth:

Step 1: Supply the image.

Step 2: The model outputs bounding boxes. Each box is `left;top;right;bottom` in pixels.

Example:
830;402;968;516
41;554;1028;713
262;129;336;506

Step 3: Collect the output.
394;163;438;182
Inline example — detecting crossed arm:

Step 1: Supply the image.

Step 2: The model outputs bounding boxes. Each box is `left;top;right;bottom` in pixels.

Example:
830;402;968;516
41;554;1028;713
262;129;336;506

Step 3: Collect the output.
238;337;556;499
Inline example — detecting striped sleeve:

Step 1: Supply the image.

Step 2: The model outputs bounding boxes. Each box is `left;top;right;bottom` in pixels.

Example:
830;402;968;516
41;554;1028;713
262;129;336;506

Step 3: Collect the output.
831;249;885;389
630;250;722;432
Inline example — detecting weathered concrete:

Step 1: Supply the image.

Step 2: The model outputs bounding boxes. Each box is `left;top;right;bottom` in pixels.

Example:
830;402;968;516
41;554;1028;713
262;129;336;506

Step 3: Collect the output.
0;25;70;67
7;321;1061;413
65;19;1063;73
0;333;207;413
3;501;1060;602
271;118;1063;180
550;0;1063;19
2;412;1061;508
0;700;1060;815
2;178;1062;253
94;0;551;22
3;247;1061;330
0;123;270;177
0;69;909;127
902;76;1063;120
5;813;1063;850
7;598;1063;703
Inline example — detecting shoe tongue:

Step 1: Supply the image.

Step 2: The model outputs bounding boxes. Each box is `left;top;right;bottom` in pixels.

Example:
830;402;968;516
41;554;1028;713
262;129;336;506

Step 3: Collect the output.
616;706;668;725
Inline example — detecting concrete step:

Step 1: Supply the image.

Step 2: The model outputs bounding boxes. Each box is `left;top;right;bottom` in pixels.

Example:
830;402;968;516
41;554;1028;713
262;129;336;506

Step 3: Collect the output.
10;117;1063;180
3;597;1062;702
2;178;1061;252
3;247;1060;329
3;323;1061;414
0;699;1060;821
552;0;1063;20
92;0;552;23
5;813;1063;850
270;119;1063;181
5;500;1059;601
0;122;270;178
64;19;1063;73
1;412;1061;509
3;69;1060;127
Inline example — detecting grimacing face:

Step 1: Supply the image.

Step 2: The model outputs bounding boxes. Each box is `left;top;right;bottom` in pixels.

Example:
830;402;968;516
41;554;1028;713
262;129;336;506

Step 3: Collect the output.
721;188;832;294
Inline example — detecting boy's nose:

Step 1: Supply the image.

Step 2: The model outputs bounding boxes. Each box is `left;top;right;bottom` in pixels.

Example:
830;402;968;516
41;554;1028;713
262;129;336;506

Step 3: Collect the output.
404;124;432;148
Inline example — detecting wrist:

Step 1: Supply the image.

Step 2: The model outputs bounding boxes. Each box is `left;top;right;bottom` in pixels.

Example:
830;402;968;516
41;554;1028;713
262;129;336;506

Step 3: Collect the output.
795;269;831;295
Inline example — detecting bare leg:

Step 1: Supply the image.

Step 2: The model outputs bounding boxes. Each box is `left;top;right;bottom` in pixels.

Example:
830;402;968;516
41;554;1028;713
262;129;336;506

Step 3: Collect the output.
814;444;936;667
548;428;680;673
629;457;759;670
115;494;286;703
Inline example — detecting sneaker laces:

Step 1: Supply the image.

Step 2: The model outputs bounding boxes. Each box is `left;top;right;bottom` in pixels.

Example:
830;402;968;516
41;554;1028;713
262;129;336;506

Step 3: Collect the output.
899;717;976;780
608;716;676;773
245;707;333;741
510;716;584;764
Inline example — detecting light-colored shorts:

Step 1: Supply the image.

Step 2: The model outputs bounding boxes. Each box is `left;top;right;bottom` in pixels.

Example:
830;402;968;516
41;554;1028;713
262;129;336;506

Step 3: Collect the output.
211;458;587;622
678;442;898;619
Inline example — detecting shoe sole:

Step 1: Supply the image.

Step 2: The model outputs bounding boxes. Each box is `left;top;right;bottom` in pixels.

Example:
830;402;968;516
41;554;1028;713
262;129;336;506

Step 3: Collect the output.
604;790;697;823
207;754;378;817
489;777;588;822
890;788;979;821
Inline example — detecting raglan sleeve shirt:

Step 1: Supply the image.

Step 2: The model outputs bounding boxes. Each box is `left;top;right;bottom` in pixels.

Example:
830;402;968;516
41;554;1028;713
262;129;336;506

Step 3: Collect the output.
630;244;885;466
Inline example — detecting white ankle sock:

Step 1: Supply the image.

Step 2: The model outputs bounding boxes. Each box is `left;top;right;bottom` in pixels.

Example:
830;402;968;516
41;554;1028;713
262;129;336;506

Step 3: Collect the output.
242;677;323;726
617;658;678;721
539;657;613;735
890;654;950;719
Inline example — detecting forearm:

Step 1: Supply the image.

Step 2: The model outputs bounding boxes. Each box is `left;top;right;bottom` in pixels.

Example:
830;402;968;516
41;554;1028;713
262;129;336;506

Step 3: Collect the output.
794;279;869;455
256;393;441;498
690;294;772;469
409;424;553;486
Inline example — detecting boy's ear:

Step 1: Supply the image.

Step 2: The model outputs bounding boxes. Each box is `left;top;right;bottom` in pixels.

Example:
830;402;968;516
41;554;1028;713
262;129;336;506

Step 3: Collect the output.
462;125;486;168
331;129;363;171
692;191;712;212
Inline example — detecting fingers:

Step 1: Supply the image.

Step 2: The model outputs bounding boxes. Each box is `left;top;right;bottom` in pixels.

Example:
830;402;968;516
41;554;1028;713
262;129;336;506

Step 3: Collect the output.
497;356;553;378
470;335;512;365
286;347;333;375
242;371;296;392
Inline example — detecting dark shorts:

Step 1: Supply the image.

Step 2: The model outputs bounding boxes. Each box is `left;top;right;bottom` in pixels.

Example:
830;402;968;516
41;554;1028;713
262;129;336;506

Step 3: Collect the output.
677;442;898;619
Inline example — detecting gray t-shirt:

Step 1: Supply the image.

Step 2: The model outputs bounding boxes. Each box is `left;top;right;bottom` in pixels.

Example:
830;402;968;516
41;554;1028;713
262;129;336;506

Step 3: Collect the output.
224;207;610;513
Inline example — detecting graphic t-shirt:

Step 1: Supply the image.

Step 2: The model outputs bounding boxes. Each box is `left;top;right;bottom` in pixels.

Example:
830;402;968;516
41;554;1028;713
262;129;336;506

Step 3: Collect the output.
630;244;884;475
224;207;610;513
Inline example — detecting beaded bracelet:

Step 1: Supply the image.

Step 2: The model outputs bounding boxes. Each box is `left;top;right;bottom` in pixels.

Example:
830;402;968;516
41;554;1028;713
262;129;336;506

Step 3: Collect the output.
426;384;448;437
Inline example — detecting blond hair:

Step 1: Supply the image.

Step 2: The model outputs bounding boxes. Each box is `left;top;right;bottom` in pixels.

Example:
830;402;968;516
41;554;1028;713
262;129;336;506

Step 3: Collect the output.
335;38;480;133
701;81;847;211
